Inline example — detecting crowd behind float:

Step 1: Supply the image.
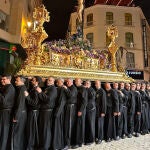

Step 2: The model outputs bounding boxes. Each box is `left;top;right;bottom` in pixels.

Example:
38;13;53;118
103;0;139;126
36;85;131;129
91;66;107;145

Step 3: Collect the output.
0;74;150;150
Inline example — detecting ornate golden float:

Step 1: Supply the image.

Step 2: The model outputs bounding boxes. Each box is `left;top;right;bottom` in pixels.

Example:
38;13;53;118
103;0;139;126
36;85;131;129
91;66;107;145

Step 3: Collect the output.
19;5;133;82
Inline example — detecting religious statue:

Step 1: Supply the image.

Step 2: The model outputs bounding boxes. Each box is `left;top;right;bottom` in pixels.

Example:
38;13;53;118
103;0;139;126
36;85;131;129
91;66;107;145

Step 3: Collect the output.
77;0;84;23
107;25;119;72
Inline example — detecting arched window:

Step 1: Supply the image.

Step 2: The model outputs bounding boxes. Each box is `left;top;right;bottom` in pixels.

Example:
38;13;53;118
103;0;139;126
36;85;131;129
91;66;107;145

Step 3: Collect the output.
106;12;113;24
126;52;135;68
125;32;134;48
125;13;132;25
87;13;93;26
86;33;94;45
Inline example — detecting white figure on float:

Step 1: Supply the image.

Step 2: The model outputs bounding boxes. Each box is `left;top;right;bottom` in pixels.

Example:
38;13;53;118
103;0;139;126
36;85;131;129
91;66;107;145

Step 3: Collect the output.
77;0;84;23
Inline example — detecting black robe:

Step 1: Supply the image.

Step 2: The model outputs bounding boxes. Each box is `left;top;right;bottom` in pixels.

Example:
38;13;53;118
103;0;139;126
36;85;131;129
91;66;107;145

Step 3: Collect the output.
0;84;15;150
12;85;28;150
95;88;107;142
140;90;149;134
64;85;78;146
85;87;96;144
26;86;40;150
53;86;67;150
76;85;88;146
132;90;142;133
118;88;128;137
38;85;57;150
104;89;119;140
126;90;135;135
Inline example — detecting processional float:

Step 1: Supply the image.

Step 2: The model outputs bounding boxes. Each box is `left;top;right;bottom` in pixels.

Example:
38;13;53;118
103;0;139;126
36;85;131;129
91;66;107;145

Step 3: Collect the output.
19;4;133;82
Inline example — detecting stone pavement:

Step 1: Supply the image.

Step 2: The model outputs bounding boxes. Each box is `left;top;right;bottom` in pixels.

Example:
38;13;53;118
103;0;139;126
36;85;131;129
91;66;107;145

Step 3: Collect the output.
69;134;150;150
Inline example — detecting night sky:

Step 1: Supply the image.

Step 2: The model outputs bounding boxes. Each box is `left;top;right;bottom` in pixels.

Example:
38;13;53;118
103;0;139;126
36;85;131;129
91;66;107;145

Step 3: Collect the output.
42;0;150;41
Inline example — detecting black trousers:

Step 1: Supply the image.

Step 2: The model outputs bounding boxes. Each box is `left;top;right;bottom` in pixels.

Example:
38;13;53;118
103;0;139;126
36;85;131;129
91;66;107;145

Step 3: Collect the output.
118;106;128;137
12;111;27;150
134;113;141;133
127;113;134;135
0;109;12;150
104;107;116;140
26;110;39;150
141;103;149;133
64;104;77;146
85;108;96;144
38;109;53;150
76;110;86;145
95;116;105;141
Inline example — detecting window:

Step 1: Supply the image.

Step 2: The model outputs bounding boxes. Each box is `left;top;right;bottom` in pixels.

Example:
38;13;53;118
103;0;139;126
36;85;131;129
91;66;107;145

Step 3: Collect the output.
87;13;93;26
86;33;94;45
125;13;132;25
0;11;7;31
126;52;135;68
106;12;113;24
125;32;134;48
106;32;111;46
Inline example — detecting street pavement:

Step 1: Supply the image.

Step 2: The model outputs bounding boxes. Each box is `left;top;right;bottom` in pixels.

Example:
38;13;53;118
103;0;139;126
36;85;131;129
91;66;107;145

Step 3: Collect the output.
69;134;150;150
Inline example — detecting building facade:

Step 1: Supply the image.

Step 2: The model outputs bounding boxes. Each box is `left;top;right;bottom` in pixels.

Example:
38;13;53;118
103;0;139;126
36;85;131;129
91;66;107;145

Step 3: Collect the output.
0;0;41;74
70;4;150;81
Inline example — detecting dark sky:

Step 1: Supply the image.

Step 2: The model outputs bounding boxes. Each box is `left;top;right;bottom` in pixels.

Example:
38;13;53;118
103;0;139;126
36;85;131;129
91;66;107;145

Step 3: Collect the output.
43;0;150;41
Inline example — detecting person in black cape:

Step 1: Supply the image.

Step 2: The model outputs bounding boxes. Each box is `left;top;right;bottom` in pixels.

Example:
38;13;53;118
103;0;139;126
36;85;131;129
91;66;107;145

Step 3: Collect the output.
139;83;149;135
36;77;57;150
0;75;15;150
72;78;88;148
130;82;142;137
53;78;67;150
95;80;107;144
25;76;42;150
104;82;119;142
125;83;135;138
84;80;96;145
118;82;129;139
11;75;28;150
64;78;78;148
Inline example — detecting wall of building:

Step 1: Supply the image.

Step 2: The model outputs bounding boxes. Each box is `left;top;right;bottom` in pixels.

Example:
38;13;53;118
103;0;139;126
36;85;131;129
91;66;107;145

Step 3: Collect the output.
70;4;150;81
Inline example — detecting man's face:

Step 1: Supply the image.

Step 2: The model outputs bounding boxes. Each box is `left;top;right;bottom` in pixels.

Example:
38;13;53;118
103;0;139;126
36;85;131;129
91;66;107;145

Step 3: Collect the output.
105;82;111;90
75;78;82;87
15;77;24;86
31;77;38;87
119;82;124;89
131;84;136;91
113;83;118;89
136;84;141;90
125;83;130;91
1;77;11;86
47;77;54;86
84;81;91;88
141;84;146;90
95;80;101;89
66;79;73;87
56;79;63;87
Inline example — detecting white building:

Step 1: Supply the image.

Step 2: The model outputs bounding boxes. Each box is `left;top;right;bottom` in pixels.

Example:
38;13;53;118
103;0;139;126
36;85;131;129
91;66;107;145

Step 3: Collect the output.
70;4;150;81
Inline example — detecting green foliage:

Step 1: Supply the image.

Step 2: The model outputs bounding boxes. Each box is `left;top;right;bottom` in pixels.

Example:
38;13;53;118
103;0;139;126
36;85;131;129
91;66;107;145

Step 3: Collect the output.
5;57;23;75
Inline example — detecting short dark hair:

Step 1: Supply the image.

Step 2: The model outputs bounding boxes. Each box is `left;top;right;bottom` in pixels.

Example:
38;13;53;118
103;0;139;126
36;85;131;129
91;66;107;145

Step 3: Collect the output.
34;76;42;84
15;75;26;83
2;74;12;80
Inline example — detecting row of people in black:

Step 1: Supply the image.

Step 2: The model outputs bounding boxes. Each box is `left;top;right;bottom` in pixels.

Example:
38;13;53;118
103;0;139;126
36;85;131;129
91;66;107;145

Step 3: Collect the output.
0;74;150;150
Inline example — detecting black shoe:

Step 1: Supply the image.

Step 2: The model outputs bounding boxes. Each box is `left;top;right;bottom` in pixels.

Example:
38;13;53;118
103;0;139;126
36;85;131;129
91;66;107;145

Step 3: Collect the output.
71;145;79;149
122;134;126;139
127;134;132;138
63;146;69;150
96;140;102;144
134;133;140;137
84;142;93;145
115;136;120;141
106;138;112;142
